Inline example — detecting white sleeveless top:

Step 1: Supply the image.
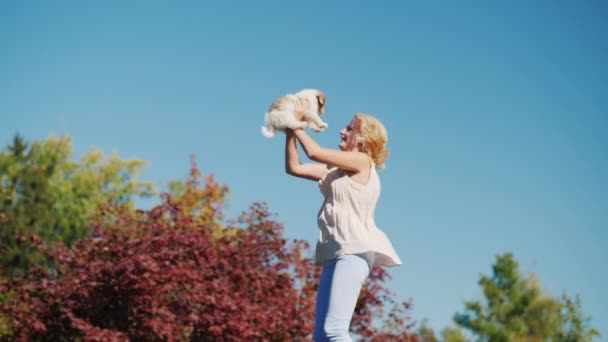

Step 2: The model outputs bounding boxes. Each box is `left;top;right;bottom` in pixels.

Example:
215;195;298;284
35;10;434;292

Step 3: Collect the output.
316;162;402;267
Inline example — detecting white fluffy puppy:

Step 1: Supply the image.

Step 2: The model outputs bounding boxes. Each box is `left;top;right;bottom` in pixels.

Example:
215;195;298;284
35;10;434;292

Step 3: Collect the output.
261;89;327;138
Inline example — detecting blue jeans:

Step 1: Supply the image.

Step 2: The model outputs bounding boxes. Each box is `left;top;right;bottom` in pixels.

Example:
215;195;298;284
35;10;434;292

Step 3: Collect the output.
314;253;374;341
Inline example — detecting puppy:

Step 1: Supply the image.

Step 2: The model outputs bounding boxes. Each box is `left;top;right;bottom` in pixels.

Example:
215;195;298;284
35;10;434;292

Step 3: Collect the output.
261;89;327;138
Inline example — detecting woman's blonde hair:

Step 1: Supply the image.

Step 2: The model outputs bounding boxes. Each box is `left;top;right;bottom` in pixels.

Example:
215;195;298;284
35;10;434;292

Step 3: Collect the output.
354;113;389;168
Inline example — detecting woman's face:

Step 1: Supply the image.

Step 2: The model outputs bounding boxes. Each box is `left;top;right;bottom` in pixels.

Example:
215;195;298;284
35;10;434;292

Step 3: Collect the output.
339;118;362;151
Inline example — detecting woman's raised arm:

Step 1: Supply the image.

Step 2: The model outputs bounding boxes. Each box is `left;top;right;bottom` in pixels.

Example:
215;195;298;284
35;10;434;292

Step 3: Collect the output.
285;129;329;181
292;128;368;173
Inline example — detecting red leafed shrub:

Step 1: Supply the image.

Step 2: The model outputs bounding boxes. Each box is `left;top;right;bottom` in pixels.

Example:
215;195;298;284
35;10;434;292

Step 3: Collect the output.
1;158;419;341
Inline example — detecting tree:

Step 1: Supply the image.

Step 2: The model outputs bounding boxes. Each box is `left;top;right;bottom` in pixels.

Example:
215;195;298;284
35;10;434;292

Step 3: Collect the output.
0;134;154;277
555;294;600;342
418;320;440;342
415;320;468;342
441;327;469;342
454;253;599;342
1;158;420;341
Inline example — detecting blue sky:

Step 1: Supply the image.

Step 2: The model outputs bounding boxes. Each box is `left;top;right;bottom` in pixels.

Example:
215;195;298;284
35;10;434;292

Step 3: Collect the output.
2;0;607;337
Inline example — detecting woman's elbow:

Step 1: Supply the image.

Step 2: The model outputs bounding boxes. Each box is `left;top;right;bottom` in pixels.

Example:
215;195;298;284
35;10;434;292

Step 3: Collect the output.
285;164;298;176
306;148;324;162
306;148;322;162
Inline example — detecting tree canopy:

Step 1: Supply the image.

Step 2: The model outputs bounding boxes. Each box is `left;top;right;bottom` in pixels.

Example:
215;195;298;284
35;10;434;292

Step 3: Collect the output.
453;253;599;342
0;154;419;341
0;134;154;277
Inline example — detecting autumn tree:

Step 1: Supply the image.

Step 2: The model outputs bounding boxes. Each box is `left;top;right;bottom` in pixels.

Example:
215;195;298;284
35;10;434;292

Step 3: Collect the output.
0;134;154;277
1;158;419;341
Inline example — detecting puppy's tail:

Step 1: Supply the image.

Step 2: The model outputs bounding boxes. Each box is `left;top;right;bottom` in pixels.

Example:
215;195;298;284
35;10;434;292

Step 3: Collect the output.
261;124;276;138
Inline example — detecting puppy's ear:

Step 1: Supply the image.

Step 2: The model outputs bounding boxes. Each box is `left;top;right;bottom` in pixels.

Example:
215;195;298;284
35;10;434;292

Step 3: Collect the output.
317;93;326;106
316;93;327;114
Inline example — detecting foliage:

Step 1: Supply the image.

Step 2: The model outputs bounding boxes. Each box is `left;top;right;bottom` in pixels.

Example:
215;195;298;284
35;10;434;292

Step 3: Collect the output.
416;321;469;342
0;134;154;277
441;327;469;342
555;294;600;342
453;253;599;342
418;320;440;342
1;158;419;341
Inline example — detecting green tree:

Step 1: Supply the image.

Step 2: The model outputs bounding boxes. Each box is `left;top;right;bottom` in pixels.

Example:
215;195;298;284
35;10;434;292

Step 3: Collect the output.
454;253;599;342
0;134;154;277
442;326;469;342
419;320;440;342
416;320;469;342
555;294;600;342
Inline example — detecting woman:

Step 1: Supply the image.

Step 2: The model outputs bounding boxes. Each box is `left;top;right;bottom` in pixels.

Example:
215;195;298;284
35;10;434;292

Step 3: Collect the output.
285;108;402;341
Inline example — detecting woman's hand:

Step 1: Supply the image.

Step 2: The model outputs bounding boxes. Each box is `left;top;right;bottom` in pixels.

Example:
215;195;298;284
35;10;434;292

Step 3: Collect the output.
285;128;330;181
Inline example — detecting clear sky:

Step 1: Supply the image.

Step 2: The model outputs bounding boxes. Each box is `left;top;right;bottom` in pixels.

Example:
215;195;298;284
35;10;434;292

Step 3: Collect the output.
2;0;606;337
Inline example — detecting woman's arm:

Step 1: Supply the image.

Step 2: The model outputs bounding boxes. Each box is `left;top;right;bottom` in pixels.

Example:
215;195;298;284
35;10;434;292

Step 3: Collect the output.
293;129;368;173
285;129;329;181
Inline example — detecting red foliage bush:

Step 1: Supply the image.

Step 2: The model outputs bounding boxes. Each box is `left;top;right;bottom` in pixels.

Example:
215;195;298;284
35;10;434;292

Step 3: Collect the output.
1;158;418;341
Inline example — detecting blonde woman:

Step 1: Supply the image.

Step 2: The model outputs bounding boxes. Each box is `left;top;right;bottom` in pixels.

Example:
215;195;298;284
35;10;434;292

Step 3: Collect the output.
285;106;402;341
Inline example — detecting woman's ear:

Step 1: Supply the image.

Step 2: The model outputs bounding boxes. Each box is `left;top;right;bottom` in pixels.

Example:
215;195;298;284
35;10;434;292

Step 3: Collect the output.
356;136;365;151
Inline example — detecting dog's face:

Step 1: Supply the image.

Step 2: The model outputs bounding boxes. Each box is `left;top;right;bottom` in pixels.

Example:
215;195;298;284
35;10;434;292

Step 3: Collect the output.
316;92;327;115
291;88;327;115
